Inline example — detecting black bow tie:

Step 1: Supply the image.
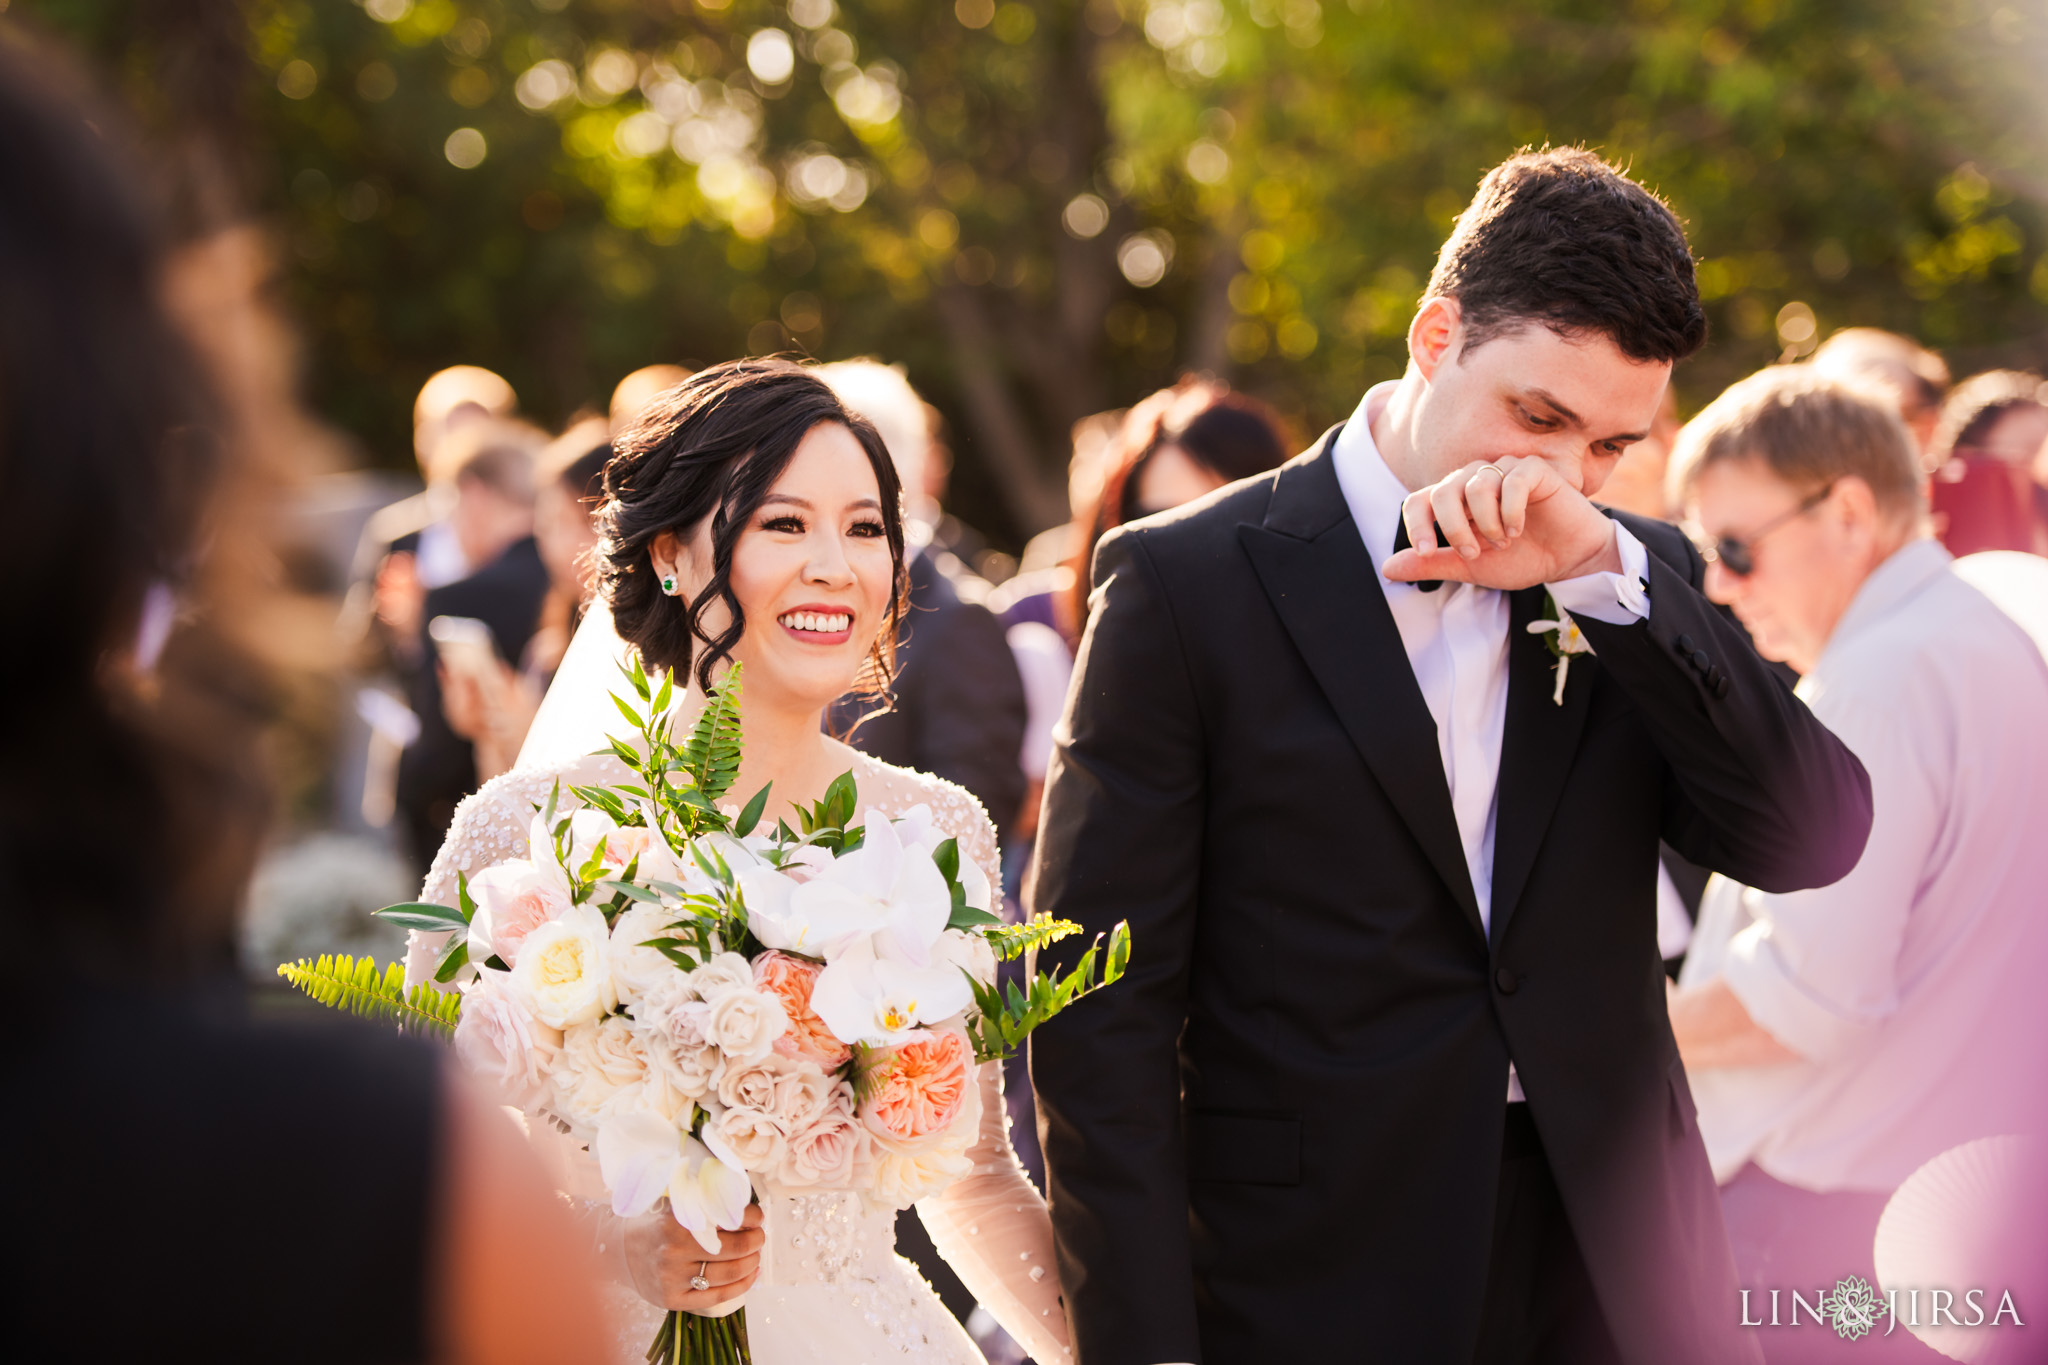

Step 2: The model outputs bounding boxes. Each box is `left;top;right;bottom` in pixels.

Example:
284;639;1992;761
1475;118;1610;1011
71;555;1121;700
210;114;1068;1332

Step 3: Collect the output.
1391;516;1449;592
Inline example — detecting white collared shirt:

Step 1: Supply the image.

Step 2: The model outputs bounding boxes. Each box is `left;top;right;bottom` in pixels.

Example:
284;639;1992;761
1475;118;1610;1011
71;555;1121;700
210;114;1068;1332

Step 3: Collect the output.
1681;542;2048;1192
1330;382;1652;935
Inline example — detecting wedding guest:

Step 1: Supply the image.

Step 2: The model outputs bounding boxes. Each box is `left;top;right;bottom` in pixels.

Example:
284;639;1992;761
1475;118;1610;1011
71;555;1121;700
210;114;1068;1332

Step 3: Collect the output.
818;360;1028;839
442;418;611;782
395;419;551;868
1925;370;2048;555
0;32;600;1362
990;407;1127;645
1809;327;1950;466
1668;367;2048;1362
350;365;522;665
611;363;692;430
1059;378;1292;642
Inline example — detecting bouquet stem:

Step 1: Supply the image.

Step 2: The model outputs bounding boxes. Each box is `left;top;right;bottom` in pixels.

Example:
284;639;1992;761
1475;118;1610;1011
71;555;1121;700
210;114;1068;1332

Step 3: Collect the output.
646;1307;749;1365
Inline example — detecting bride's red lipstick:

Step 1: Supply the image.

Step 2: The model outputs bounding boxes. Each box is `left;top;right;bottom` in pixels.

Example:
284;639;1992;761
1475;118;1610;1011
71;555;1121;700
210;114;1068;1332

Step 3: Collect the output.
775;602;854;646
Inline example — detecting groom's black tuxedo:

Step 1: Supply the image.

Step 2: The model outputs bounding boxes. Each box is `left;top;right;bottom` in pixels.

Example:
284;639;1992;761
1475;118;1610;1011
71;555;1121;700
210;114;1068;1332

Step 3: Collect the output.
1028;429;1872;1364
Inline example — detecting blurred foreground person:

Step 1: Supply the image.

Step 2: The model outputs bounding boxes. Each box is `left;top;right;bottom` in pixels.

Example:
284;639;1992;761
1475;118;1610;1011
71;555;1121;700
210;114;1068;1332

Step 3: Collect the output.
1925;370;2048;556
1669;368;2048;1363
394;419;550;868
442;418;611;782
819;359;1027;839
1809;327;1950;465
0;32;601;1363
1593;384;1683;519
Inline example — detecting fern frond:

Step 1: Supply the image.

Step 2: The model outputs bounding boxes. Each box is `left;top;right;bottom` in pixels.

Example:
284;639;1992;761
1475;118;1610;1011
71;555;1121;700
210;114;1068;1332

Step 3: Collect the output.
981;914;1084;962
678;663;744;802
276;954;462;1041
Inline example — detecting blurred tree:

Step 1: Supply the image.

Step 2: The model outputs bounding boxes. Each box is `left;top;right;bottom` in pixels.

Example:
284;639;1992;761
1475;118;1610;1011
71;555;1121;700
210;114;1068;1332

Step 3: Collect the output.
24;0;2048;546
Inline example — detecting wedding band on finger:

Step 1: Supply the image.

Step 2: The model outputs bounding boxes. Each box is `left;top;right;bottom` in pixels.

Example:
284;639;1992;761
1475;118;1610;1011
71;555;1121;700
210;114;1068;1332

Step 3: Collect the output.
689;1262;711;1293
1476;463;1508;481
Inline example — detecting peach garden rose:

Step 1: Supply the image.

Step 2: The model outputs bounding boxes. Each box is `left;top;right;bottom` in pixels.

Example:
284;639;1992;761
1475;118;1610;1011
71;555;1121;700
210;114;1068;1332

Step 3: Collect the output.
755;951;853;1070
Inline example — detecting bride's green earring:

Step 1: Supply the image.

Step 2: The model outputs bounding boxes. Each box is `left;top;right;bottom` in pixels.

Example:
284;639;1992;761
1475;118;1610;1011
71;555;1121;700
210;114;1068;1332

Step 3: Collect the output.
660;573;677;595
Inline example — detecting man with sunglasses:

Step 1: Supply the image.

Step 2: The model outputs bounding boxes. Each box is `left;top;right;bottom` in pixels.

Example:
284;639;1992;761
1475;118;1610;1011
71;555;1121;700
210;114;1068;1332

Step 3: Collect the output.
1669;366;2048;1363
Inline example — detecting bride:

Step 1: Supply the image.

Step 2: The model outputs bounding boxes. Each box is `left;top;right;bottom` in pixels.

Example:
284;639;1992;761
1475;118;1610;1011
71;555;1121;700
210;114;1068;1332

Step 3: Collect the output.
404;359;1070;1365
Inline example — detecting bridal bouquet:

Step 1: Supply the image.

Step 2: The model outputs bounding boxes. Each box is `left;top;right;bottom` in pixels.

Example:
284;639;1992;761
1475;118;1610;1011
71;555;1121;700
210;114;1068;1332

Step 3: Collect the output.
281;660;1127;1365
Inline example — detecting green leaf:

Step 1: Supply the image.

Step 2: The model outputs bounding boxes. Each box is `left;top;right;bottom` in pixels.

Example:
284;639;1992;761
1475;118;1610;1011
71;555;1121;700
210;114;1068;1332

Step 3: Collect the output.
652;667;673;717
599;879;664;903
735;782;771;838
981;914;1084;961
456;870;477;924
932;837;960;884
542;778;561;828
432;936;470;983
947;902;1002;932
372;902;467;932
612;691;646;732
629;653;651;701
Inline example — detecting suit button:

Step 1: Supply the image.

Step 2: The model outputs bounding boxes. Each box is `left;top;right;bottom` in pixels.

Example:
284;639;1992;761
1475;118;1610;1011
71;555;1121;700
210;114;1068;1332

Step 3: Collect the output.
1705;666;1723;688
1714;674;1731;698
1495;967;1518;995
1675;634;1695;655
1691;650;1712;672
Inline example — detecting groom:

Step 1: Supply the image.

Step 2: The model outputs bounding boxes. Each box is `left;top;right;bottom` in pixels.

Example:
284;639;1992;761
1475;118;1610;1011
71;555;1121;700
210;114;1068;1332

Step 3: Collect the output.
1027;149;1872;1365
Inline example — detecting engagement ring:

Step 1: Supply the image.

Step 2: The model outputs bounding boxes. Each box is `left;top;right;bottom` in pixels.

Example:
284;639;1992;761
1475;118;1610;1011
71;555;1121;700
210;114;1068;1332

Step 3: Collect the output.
690;1262;711;1293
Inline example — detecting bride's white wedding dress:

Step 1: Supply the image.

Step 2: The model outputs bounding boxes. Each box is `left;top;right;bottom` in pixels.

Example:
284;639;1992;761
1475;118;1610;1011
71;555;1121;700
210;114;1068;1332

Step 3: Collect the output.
405;608;1069;1365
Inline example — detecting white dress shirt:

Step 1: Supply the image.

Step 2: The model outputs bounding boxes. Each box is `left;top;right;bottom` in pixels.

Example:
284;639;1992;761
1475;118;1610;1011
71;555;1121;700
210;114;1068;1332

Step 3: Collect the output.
1680;542;2048;1192
1331;383;1651;1104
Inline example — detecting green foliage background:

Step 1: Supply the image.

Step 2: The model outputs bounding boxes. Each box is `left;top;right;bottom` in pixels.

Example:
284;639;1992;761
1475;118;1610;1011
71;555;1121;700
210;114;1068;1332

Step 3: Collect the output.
24;0;2048;545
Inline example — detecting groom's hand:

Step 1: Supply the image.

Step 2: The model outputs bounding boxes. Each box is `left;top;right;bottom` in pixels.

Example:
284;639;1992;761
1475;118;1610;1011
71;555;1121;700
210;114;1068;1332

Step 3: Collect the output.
1383;455;1621;590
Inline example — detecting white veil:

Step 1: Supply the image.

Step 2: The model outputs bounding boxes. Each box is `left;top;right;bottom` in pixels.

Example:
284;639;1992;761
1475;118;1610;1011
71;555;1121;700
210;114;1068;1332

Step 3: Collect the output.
515;596;643;774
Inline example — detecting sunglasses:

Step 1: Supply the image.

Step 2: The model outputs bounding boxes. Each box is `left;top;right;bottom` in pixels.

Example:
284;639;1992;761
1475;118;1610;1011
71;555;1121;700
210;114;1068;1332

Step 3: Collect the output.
1695;481;1835;577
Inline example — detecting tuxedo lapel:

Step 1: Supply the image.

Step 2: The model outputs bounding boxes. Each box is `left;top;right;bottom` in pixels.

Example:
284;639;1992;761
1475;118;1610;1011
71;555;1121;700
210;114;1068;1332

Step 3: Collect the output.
1489;586;1595;947
1238;432;1485;943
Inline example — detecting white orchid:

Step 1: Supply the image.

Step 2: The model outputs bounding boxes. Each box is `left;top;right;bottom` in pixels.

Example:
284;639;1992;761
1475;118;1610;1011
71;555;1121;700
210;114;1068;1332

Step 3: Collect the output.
739;811;952;964
808;936;975;1047
1527;596;1596;706
596;1106;753;1255
886;804;995;916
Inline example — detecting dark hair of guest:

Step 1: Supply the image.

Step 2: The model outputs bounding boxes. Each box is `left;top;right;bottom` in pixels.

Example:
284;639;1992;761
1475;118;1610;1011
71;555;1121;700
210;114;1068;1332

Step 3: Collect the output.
596;358;908;696
1062;377;1292;639
1427;147;1708;364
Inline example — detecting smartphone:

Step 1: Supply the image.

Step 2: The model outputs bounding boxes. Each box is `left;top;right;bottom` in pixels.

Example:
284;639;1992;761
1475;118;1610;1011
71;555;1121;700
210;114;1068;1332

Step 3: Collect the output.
428;615;503;695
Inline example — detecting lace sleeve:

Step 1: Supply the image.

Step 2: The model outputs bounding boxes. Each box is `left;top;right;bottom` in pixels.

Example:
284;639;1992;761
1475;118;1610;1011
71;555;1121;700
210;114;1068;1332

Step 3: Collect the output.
402;765;580;988
917;1061;1071;1363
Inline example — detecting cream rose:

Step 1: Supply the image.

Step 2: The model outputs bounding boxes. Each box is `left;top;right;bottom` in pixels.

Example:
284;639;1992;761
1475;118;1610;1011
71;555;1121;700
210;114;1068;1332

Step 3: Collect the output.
550;1014;654;1136
453;972;561;1109
687;951;758;1001
607;903;688;1007
775;1085;869;1189
708;1102;787;1173
506;903;615;1029
636;977;723;1099
715;1054;787;1115
705;986;789;1065
869;1127;974;1209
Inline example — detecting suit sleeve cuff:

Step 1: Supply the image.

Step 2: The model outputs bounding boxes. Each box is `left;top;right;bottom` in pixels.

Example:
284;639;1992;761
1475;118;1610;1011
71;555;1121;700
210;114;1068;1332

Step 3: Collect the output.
1719;919;1868;1063
1546;521;1651;625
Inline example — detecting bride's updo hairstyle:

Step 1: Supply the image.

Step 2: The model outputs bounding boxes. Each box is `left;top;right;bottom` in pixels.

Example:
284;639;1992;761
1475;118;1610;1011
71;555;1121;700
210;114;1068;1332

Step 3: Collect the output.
597;357;909;696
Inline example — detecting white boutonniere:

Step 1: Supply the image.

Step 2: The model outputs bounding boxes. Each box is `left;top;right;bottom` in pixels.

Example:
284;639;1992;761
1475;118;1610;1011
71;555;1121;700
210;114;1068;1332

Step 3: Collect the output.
1525;592;1594;706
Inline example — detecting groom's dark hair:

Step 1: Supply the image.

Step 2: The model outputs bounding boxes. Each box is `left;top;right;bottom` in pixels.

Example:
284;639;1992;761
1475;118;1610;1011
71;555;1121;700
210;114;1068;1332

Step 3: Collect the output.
1426;147;1707;364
